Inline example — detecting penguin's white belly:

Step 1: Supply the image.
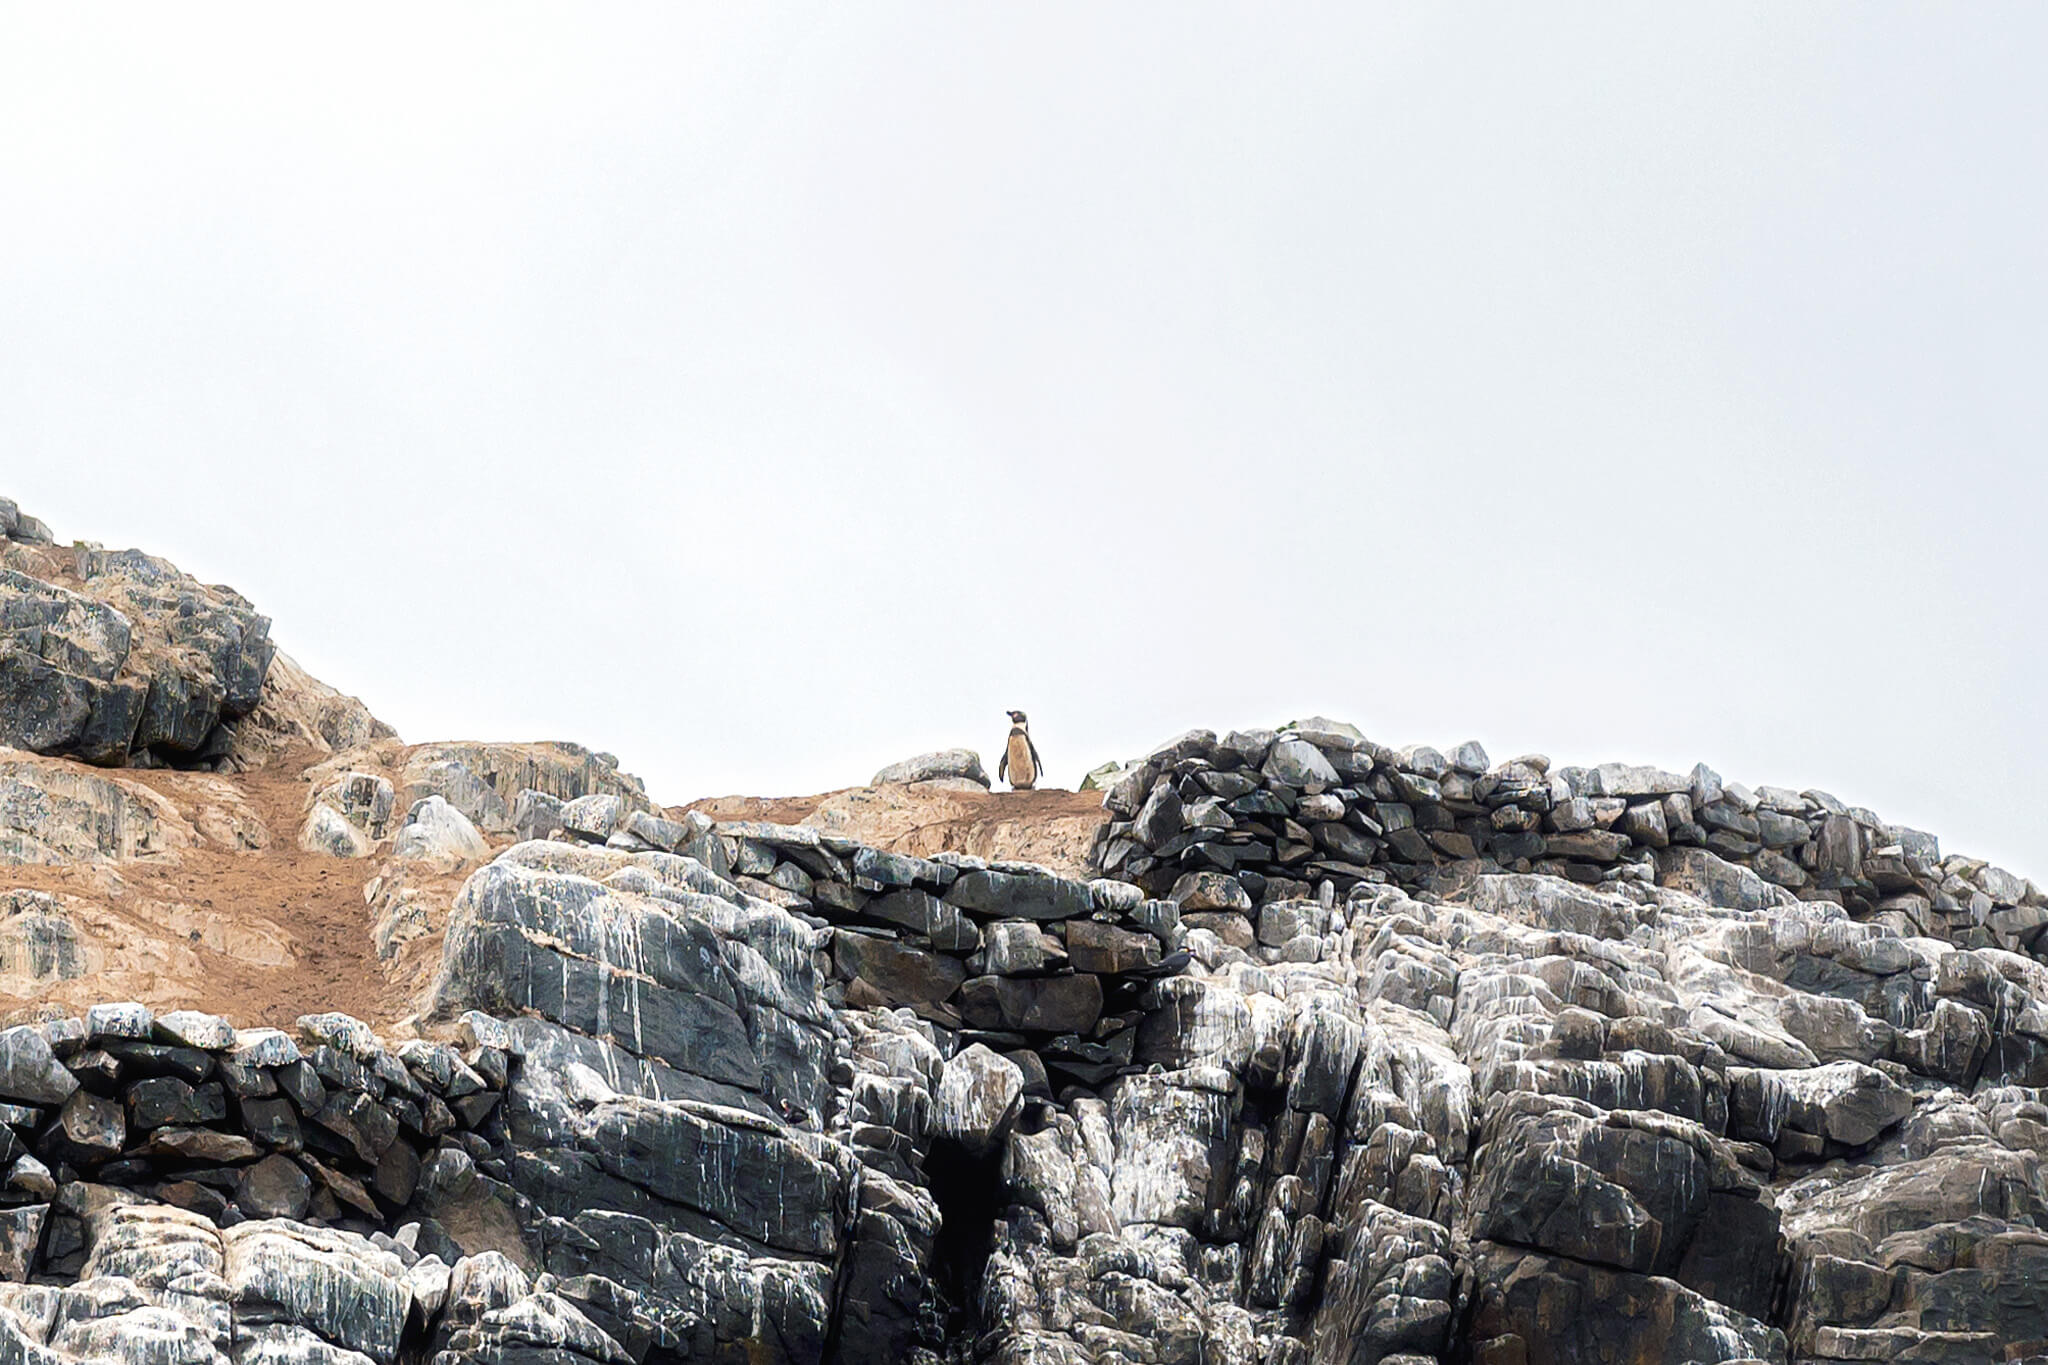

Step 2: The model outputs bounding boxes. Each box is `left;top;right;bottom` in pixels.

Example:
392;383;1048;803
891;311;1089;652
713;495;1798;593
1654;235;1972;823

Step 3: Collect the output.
1006;733;1037;788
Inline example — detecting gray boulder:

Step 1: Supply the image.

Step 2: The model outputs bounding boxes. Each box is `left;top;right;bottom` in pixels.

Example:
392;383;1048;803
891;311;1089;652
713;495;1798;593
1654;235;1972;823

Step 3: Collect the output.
392;796;490;870
559;793;625;842
871;749;991;787
1263;738;1339;791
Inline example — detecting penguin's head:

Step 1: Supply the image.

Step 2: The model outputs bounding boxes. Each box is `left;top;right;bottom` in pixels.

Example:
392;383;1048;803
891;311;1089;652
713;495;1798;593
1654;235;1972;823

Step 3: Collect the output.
1007;710;1027;726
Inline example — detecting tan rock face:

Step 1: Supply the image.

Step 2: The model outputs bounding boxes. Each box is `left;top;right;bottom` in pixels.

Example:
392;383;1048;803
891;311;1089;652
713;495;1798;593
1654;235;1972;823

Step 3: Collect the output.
301;737;649;844
223;650;393;771
0;755;192;864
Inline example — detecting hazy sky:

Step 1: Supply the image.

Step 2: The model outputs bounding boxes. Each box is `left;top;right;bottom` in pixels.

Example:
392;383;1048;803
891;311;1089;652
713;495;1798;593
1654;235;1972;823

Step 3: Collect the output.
4;6;2044;873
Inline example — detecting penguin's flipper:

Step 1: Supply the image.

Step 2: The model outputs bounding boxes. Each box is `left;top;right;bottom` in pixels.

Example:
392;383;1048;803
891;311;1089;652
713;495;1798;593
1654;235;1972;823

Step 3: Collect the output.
998;750;1009;781
1028;737;1044;775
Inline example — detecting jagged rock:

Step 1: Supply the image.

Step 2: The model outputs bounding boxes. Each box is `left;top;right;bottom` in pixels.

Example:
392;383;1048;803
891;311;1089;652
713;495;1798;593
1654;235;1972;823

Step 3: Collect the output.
834;931;968;1006
559;793;624;842
935;1044;1024;1157
224;1221;413;1362
0;1204;46;1280
1064;920;1160;975
510;788;565;842
1657;846;1786;912
866;888;981;951
430;851;833;1108
1739;1061;1915;1149
300;771;397;858
981;921;1068;976
1464;1240;1785;1364
8;582;2048;1365
1132;782;1183;850
0;1026;78;1104
46;1089;124;1163
394;742;644;829
1263;738;1339;792
0;536;292;767
0;758;183;864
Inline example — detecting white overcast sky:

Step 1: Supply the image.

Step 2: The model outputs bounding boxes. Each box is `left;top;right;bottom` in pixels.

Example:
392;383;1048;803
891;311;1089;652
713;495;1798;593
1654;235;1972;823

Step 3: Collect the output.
4;6;2044;873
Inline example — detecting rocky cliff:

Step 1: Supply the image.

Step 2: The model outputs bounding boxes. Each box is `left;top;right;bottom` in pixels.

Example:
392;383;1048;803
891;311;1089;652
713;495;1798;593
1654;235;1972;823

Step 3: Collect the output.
0;497;2043;1365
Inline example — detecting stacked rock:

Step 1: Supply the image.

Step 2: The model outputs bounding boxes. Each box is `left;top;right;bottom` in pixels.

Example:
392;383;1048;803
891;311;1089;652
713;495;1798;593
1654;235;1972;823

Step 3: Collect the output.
0;1000;628;1365
1094;719;2048;962
0;1002;513;1283
709;820;1178;1095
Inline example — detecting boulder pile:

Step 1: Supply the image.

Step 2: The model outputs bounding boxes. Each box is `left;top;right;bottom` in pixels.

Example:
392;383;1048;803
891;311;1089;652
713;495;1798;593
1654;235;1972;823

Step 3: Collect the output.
1095;719;2045;961
0;1004;513;1255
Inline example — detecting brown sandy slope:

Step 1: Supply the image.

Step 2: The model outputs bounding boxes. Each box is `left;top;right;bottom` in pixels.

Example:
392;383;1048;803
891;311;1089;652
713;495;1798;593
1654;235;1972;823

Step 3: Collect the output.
0;749;409;1030
683;783;1109;881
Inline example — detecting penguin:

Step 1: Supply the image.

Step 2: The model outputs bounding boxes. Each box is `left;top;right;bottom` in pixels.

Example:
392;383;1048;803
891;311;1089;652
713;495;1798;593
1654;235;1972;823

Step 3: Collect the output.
999;710;1043;791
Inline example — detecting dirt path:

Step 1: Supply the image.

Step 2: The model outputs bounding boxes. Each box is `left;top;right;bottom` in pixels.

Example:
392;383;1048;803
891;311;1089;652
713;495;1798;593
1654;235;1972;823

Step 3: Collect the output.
1;749;411;1029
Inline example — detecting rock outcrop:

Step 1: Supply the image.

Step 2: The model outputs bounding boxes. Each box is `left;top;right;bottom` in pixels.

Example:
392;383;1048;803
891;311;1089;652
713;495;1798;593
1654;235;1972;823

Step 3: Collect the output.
400;788;2046;1362
1;500;388;771
3;496;2047;1364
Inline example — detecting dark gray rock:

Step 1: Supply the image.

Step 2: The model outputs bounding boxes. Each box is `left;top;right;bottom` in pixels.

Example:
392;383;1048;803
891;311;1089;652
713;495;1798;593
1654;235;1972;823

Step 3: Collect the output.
865;887;981;951
959;973;1104;1034
0;1202;46;1280
1463;1241;1784;1365
45;1089;124;1163
125;1077;227;1129
945;867;1092;922
834;931;968;1006
0;641;96;754
1132;782;1184;851
1170;871;1252;914
1063;920;1160;975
